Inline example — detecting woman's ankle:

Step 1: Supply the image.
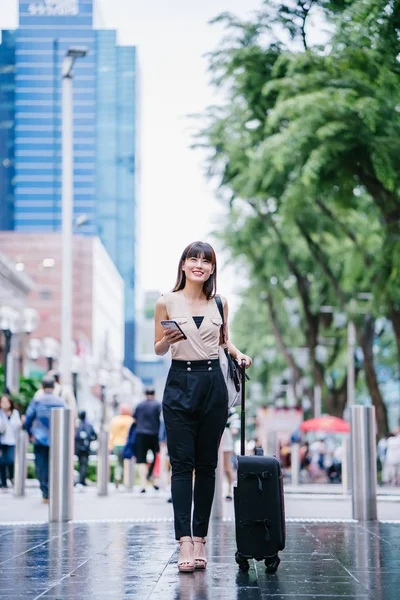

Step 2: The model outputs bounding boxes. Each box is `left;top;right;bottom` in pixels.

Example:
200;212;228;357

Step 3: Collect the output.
179;536;193;543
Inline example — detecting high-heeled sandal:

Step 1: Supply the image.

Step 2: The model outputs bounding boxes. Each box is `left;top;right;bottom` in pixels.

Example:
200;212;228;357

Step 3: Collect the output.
178;537;195;573
193;536;207;570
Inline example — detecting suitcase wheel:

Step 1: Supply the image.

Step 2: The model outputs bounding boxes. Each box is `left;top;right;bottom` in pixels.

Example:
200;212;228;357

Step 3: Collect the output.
264;555;280;573
235;551;250;572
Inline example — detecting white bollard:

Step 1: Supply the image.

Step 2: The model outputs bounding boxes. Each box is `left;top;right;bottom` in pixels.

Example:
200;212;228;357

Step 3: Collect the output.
341;436;351;494
49;408;74;522
123;458;135;492
14;428;28;497
97;428;109;496
350;405;377;521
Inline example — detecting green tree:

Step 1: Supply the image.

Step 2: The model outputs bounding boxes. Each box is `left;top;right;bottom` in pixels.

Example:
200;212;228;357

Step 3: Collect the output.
197;0;400;435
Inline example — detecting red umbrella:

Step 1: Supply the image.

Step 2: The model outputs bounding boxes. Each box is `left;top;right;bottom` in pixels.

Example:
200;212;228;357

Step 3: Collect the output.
300;415;350;433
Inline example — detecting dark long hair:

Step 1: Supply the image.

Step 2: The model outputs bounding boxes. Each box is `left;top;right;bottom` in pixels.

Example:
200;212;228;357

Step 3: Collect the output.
172;241;217;299
1;394;14;413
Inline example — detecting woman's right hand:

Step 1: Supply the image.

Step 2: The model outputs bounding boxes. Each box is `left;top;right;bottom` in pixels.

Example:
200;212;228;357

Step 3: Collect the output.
163;329;185;347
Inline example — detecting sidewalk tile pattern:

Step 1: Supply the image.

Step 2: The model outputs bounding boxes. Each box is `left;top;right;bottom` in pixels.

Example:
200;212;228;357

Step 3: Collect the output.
0;520;399;599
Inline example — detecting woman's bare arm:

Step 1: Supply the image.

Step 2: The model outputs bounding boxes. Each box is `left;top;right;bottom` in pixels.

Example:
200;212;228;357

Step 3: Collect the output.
154;296;184;356
221;296;252;368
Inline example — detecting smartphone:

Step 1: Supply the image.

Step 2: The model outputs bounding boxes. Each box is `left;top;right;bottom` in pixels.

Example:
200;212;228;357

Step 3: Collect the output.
161;320;187;340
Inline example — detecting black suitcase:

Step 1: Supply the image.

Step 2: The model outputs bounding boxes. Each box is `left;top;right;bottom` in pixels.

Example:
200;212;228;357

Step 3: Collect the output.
234;362;286;573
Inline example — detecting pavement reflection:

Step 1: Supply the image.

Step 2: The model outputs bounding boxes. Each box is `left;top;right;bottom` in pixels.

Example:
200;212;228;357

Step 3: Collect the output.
0;520;399;599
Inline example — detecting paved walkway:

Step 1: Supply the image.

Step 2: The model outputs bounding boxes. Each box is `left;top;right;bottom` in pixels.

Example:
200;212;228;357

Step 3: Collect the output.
0;519;399;599
1;483;399;524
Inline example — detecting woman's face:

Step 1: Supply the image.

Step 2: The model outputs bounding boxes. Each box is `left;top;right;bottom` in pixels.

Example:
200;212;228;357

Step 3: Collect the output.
0;396;11;412
183;255;214;285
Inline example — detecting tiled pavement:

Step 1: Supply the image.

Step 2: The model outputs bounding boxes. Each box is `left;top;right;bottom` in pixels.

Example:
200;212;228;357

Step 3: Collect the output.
0;519;399;599
1;484;400;523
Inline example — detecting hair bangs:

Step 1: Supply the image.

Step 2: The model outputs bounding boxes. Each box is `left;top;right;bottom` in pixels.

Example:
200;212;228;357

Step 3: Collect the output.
186;241;214;264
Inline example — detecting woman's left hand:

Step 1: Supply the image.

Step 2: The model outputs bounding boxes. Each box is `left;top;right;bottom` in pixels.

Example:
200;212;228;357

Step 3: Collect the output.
236;353;252;368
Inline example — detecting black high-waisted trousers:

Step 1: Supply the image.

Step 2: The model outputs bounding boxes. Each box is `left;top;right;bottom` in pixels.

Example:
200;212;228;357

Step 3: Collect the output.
163;359;228;540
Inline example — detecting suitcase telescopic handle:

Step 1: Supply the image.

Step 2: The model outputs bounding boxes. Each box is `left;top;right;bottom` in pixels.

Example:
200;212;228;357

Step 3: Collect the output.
240;360;246;456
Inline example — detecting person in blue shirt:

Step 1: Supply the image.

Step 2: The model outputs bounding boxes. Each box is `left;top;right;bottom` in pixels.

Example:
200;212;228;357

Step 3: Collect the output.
25;377;65;502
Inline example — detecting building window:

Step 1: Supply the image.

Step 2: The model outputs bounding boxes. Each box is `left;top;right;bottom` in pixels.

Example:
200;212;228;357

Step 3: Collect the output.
42;258;55;268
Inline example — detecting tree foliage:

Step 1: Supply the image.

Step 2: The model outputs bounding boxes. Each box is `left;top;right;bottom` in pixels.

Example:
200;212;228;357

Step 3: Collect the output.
0;365;40;414
197;0;400;436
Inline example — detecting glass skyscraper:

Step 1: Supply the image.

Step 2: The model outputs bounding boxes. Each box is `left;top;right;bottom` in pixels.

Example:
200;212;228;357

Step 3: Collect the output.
0;0;137;371
0;31;16;232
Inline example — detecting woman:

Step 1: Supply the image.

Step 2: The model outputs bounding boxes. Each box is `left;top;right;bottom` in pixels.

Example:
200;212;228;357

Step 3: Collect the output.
154;241;251;573
0;394;21;489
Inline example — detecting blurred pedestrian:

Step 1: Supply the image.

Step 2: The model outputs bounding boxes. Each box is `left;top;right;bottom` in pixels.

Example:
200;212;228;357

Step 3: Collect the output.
133;387;162;493
75;411;97;486
154;241;251;572
299;441;311;481
377;435;388;483
0;394;21;490
327;445;342;484
280;440;291;470
309;437;327;474
25;377;65;502
108;403;133;488
34;370;77;414
384;431;400;486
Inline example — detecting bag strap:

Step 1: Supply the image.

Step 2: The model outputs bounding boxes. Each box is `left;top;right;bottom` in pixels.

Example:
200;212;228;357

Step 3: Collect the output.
241;361;246;456
215;295;227;345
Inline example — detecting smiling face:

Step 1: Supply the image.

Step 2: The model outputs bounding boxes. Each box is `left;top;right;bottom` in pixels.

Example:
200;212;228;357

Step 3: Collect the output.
183;254;215;284
173;241;218;299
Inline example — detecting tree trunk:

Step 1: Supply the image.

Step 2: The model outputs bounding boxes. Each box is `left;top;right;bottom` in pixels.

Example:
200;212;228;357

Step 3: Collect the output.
359;171;400;227
305;312;325;415
265;292;303;404
295;218;346;307
359;316;389;438
390;305;400;361
325;378;347;418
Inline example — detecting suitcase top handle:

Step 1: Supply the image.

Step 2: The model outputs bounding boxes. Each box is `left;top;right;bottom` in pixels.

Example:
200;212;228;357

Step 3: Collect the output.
240;470;273;492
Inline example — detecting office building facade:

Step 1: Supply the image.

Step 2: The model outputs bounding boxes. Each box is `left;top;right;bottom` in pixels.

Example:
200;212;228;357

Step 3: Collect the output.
0;231;125;367
0;0;137;371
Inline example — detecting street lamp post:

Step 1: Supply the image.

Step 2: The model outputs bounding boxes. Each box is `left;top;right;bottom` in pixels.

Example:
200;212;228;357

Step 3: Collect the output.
60;48;88;396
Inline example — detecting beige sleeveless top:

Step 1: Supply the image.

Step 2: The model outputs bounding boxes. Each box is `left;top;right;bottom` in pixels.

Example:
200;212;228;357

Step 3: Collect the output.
163;291;223;360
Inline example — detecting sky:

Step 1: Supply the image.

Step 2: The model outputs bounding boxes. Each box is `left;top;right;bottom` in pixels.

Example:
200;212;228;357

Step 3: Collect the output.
0;0;264;309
